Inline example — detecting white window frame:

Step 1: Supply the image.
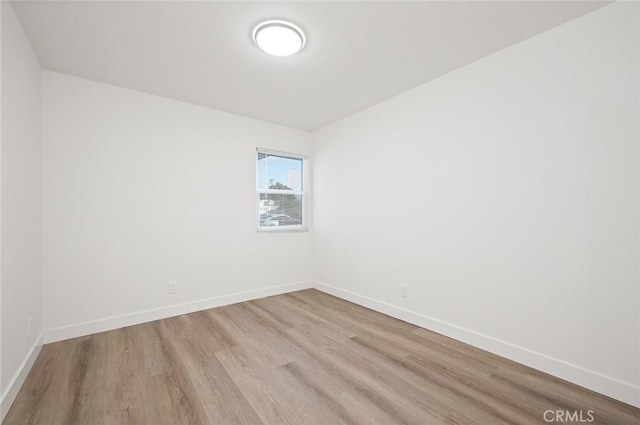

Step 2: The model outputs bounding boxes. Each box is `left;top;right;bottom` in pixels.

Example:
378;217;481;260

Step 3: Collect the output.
256;148;309;232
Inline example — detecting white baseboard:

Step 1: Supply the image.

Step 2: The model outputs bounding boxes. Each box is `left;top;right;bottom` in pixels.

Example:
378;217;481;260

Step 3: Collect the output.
313;281;640;409
1;333;44;422
44;280;313;343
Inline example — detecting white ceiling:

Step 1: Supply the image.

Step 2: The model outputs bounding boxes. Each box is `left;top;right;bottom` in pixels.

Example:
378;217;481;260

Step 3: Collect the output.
12;1;607;131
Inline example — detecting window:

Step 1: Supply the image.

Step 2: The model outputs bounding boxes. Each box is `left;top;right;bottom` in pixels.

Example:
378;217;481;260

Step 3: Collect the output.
256;148;307;231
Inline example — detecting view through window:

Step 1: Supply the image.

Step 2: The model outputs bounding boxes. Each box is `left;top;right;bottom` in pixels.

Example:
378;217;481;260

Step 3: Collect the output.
257;149;306;230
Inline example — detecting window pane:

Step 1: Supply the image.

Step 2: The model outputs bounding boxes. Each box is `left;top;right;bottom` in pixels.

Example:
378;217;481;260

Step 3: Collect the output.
258;193;302;227
257;154;302;191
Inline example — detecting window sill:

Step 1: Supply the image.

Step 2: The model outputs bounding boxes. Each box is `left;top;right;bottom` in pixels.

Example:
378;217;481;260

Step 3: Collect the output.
257;226;309;233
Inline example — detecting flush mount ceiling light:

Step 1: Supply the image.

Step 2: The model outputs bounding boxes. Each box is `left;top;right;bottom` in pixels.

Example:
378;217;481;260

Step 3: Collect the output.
253;20;306;57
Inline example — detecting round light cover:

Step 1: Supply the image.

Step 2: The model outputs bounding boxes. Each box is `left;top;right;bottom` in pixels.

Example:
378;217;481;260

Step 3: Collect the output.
253;20;305;57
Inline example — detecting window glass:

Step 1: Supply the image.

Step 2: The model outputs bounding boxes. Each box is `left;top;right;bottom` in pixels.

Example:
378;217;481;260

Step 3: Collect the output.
256;149;306;230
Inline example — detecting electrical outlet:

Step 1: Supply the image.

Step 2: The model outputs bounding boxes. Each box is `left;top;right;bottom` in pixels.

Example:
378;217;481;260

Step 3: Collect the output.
401;284;408;298
168;281;178;294
27;316;32;337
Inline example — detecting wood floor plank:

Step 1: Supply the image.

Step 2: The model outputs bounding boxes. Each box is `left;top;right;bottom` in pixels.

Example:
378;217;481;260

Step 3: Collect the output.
153;318;212;425
50;337;102;425
319;346;448;425
324;339;516;425
186;310;238;352
105;327;152;425
257;293;357;340
6;340;76;424
158;315;264;425
258;363;353;425
290;289;419;334
214;346;300;425
3;289;638;425
244;300;296;332
208;309;300;370
337;388;410;425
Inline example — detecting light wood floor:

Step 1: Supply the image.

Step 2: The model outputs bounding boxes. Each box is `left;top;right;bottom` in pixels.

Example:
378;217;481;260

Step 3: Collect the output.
4;289;638;425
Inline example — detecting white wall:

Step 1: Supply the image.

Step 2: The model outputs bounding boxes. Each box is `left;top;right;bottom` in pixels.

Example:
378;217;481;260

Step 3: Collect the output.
42;71;312;337
313;2;639;406
0;0;43;415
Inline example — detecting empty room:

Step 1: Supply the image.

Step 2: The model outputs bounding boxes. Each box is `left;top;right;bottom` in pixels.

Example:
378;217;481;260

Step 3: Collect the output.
1;0;639;424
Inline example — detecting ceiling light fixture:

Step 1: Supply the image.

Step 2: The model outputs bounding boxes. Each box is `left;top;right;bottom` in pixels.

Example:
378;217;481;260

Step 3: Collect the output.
253;20;306;57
